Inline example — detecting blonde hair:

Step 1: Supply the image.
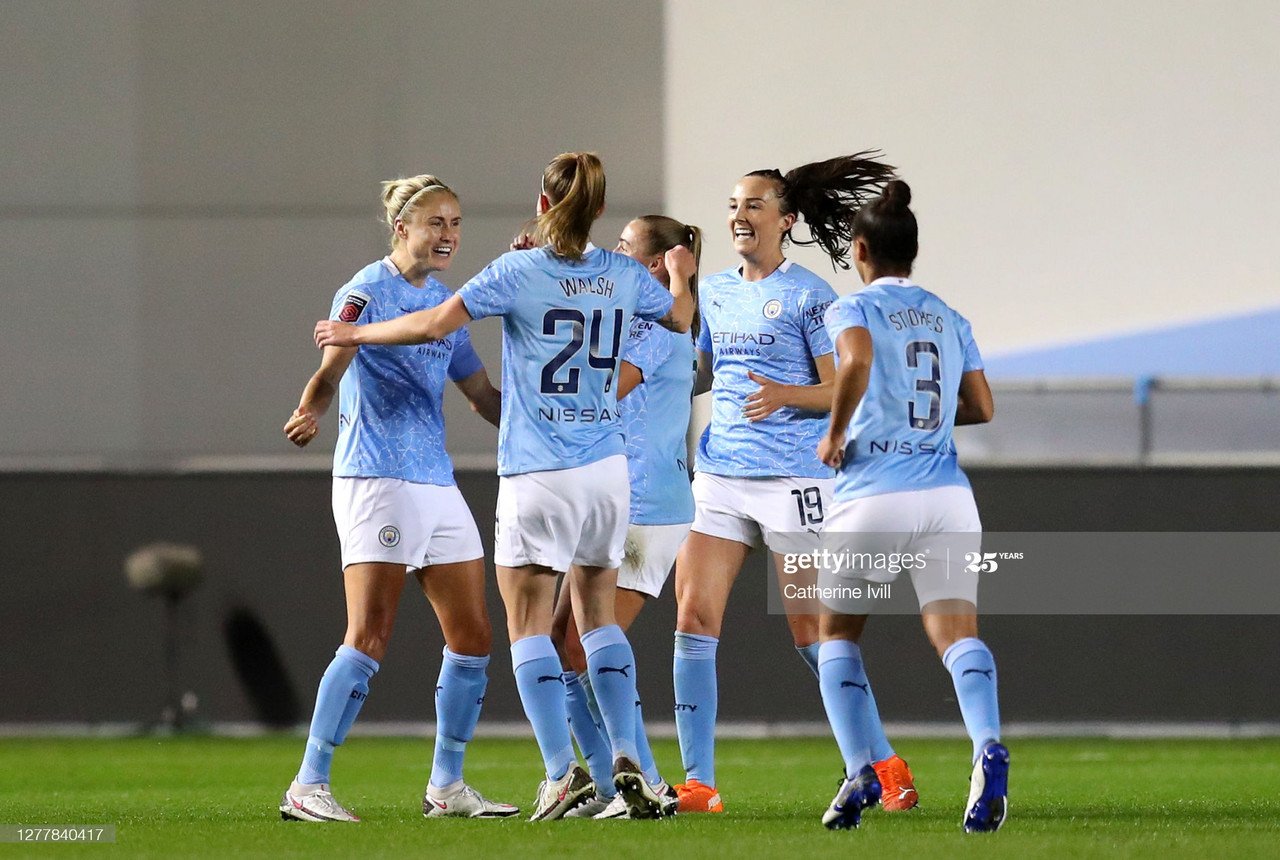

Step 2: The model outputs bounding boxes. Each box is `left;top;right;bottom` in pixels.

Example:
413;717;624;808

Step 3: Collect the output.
635;215;703;336
380;174;456;249
535;152;606;260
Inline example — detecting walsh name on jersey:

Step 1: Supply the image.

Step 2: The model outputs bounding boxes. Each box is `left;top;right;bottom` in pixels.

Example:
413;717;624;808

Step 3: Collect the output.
559;276;616;299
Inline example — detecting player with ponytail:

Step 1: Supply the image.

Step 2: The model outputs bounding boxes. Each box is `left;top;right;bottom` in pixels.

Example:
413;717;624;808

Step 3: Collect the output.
315;152;697;821
671;152;919;814
551;215;702;818
815;180;1005;832
280;175;514;822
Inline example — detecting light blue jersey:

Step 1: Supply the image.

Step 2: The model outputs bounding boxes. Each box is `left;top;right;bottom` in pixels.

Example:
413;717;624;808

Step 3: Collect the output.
332;258;485;485
695;260;837;479
824;276;983;501
458;245;674;477
620;319;696;525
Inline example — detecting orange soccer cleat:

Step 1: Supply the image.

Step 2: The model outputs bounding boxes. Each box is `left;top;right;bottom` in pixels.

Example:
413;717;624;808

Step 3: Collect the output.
674;779;724;813
873;755;919;811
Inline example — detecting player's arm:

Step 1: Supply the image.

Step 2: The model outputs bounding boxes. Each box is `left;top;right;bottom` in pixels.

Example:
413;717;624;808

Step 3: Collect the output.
955;369;995;425
743;353;835;421
284;345;357;447
693;350;713;396
617;361;644;400
817;327;873;468
653;246;696;334
314;294;473;348
453;369;501;428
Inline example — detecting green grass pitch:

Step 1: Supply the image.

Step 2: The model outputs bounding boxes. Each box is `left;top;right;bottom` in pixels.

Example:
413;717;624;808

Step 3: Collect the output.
3;736;1278;858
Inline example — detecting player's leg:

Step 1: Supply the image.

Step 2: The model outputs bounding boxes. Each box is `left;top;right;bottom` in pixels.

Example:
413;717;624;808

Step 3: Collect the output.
282;561;401;822
672;529;748;812
416;555;518;818
817;610;883;829
553;580;617;817
912;487;1006;832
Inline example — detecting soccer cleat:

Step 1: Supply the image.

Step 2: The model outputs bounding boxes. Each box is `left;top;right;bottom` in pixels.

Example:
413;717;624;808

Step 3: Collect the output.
822;765;882;830
655;780;679;817
529;765;594;821
674;778;723;813
564;792;614;818
593;780;678;819
963;741;1009;833
873;754;919;811
423;781;520;819
591;792;630;820
279;781;360;822
612;756;663;820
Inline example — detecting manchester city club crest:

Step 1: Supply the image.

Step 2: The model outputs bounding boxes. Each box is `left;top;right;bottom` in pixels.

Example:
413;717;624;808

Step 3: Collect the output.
378;525;401;547
763;299;783;319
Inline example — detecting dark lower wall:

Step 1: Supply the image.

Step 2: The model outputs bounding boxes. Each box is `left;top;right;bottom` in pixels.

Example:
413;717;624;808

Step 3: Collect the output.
2;467;1277;724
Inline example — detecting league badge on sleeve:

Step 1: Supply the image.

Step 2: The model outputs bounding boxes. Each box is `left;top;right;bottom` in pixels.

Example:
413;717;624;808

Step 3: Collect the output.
338;291;371;323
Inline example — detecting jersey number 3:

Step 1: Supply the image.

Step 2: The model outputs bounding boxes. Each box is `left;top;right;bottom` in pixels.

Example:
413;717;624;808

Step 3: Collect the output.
906;341;942;431
541;308;624;395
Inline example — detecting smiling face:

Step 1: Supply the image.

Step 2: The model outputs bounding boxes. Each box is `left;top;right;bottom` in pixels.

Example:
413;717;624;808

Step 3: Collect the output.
397;193;461;272
615;219;667;284
727;175;794;261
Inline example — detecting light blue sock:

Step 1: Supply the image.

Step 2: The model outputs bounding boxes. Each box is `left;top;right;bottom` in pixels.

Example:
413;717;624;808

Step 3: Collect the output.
673;631;718;786
817;639;882;778
565;671;615;798
297;645;379;786
580;672;607;736
943;637;1001;761
802;640;893;761
634;699;661;786
796;642;821;677
581;625;641;764
429;648;489;789
511;635;577;779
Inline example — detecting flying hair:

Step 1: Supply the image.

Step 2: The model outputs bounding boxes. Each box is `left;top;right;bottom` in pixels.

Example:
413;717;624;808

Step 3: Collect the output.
747;150;896;269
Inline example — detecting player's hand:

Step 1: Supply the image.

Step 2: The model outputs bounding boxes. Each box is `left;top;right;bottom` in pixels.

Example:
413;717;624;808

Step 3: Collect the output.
315;320;359;348
510;232;538;251
817;432;845;469
284;408;319;447
664;244;697;282
743;370;791;422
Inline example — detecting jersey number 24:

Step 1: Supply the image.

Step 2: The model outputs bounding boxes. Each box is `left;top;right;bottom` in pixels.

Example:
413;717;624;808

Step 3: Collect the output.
541;308;624;395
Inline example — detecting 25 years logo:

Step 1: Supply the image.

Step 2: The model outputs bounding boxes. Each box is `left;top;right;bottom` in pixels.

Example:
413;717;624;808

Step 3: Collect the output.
964;551;1023;573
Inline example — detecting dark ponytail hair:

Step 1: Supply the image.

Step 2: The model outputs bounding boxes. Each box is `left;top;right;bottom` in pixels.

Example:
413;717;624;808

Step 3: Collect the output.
851;179;918;274
747;150;896;269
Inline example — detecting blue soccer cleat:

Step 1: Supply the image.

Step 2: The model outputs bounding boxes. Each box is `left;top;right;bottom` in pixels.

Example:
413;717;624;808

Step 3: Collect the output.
822;765;882;830
963;741;1010;833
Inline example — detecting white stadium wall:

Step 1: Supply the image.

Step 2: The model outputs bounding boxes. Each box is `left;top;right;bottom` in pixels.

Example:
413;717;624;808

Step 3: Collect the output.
663;0;1280;356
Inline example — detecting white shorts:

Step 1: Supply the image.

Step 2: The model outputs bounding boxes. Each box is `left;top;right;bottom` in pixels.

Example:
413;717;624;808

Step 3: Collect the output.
617;522;692;598
821;485;983;609
690;473;833;554
332;477;483;571
494;455;629;573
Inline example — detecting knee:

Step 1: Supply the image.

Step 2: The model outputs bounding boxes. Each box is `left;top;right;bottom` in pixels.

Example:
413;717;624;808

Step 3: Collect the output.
344;628;392;663
676;601;721;638
445;613;492;658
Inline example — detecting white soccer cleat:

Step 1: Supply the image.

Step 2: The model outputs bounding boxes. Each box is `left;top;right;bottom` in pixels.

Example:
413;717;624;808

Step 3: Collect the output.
565;793;615;818
821;766;881;830
279;781;360;823
529;765;594;821
590;793;630;819
423;781;520;819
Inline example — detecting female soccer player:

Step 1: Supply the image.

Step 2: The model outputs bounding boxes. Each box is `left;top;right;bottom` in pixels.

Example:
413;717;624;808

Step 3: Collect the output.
280;175;516;822
315;152;696;821
551;216;701;819
671;153;917;815
814;180;1005;832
